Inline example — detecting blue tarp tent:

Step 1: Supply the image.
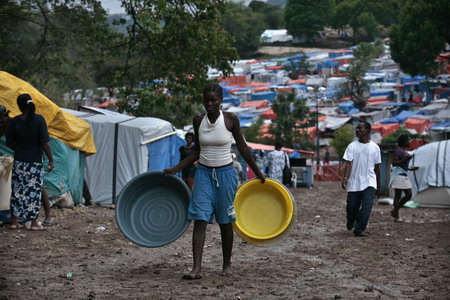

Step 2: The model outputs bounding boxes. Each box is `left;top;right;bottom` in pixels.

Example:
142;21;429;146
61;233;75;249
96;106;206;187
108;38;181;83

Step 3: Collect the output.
339;101;354;114
251;91;278;102
223;97;241;107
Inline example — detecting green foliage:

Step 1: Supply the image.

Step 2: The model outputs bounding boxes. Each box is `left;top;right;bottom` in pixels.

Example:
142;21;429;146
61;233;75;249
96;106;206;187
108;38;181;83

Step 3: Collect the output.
380;127;427;144
283;55;310;79
249;1;285;29
332;0;399;42
116;87;202;128
337;41;384;109
270;93;309;148
0;0;119;99
242;117;265;143
114;0;239;120
285;0;334;40
330;125;354;160
221;2;265;58
389;0;450;76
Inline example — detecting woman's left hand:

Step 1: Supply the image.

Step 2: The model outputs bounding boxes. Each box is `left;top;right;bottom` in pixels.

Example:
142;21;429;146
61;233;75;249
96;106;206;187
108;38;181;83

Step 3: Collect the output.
47;161;54;172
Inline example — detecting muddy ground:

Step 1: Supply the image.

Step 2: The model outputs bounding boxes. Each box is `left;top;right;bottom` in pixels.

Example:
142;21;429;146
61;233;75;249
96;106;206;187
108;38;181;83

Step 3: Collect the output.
1;181;449;299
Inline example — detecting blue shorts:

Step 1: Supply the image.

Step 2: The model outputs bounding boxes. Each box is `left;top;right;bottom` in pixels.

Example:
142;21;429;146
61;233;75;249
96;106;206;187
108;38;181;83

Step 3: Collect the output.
189;164;237;224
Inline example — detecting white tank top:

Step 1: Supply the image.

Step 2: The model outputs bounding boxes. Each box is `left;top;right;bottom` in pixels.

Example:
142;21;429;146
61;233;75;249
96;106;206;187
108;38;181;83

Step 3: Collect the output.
198;110;233;167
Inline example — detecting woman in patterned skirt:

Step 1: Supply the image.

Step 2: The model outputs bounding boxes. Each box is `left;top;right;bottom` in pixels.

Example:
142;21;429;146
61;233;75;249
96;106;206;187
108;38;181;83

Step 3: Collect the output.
266;140;289;183
6;94;54;231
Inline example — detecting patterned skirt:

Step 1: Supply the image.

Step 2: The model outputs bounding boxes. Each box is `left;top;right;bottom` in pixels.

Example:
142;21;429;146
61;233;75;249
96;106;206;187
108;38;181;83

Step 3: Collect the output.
10;160;44;220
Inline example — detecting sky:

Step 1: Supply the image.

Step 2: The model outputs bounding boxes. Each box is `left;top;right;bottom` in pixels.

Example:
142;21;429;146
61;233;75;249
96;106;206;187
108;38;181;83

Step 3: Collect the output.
99;0;257;15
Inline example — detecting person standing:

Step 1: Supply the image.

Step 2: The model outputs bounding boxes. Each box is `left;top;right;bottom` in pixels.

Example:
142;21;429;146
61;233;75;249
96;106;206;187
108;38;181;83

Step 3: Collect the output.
342;121;381;237
266;140;289;183
179;132;196;191
389;134;418;222
164;83;265;279
6;94;54;231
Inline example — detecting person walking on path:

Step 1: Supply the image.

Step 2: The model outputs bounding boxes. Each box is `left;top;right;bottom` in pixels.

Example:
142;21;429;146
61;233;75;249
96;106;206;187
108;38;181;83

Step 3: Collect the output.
389;134;418;222
6;94;54;231
164;83;265;280
342;121;381;237
266;140;289;183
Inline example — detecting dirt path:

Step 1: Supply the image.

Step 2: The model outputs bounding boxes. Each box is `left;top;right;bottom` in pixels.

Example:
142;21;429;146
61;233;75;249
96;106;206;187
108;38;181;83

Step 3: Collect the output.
1;182;449;299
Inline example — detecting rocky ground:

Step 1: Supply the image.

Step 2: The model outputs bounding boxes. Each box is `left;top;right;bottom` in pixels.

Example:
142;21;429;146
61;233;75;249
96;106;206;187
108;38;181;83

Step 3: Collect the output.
1;181;449;299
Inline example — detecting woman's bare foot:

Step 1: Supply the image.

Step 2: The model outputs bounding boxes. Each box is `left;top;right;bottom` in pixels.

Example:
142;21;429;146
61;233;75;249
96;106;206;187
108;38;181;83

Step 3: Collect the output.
182;270;202;280
221;264;232;276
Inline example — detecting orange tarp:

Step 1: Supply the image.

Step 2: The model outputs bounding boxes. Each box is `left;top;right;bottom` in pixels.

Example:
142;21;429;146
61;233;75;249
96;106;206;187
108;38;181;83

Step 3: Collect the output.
275;87;295;93
372;123;400;137
261;109;276;120
219;75;248;85
265;66;283;71
286;78;307;85
252;86;271;93
249;81;272;87
368;96;389;103
405;118;432;134
239;100;269;109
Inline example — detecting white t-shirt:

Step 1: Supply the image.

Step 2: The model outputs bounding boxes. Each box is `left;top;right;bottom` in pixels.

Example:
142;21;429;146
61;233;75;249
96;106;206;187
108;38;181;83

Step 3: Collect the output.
343;140;381;192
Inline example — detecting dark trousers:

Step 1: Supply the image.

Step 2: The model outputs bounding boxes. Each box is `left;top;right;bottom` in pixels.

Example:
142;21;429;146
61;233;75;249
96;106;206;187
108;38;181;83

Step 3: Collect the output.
346;187;376;234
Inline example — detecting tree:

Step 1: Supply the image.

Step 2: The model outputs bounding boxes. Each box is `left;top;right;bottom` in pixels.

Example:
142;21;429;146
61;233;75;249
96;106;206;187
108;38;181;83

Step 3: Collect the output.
0;0;118;101
221;1;266;58
249;1;285;29
284;0;334;40
389;0;450;76
332;0;400;42
330;125;354;160
338;41;384;110
116;0;238;119
270;93;309;148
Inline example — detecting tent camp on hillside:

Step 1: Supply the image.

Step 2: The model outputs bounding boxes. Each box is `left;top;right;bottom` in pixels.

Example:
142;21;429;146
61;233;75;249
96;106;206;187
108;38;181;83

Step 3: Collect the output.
0;72;95;205
62;109;184;207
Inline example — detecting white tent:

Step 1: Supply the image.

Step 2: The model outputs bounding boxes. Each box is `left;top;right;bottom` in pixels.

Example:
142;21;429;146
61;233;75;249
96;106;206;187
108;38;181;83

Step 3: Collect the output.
62;109;183;206
409;140;450;208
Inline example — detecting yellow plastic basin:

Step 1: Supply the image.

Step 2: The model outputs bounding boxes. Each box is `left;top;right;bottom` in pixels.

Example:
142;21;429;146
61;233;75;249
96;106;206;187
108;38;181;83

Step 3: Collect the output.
233;179;294;240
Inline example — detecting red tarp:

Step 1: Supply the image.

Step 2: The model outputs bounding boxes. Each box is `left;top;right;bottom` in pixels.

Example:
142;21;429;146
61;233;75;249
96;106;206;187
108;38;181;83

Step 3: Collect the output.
286;78;307;85
252;86;271;93
407;139;429;151
405;118;432;134
261;109;276;120
246;142;314;155
239;100;269;109
265;66;283;71
219;75;248;85
275;87;295;93
372;123;400;137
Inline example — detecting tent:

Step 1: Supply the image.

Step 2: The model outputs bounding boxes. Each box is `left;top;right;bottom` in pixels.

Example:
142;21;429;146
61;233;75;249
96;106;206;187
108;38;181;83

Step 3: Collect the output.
0;72;95;204
63;109;184;206
409;140;450;207
404;117;432;134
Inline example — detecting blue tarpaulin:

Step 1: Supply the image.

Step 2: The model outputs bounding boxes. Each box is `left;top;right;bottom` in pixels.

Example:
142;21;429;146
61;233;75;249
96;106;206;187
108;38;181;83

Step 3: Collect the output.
147;134;185;171
223;97;241;106
339;101;354;114
251;91;278;102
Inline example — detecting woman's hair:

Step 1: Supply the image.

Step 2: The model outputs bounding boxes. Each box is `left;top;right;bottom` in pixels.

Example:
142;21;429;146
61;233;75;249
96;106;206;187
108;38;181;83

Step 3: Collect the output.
275;139;283;150
203;83;223;99
185;132;194;139
17;93;35;121
397;134;409;147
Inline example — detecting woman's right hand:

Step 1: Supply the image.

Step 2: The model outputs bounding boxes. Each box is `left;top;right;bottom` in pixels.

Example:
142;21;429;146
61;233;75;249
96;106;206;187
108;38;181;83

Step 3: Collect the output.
163;167;178;175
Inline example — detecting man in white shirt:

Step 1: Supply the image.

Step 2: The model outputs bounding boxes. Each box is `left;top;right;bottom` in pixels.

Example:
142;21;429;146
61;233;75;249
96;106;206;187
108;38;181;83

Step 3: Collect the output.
342;121;381;237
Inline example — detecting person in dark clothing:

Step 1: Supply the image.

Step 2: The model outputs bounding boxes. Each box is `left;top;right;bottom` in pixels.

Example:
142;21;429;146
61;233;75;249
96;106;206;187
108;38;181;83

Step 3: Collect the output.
6;94;54;231
179;132;196;191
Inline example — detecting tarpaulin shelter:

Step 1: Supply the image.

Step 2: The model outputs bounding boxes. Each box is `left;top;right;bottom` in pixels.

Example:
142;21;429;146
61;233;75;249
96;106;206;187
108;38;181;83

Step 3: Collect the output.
409;140;450;207
239;100;269;109
0;72;95;155
405;118;432;134
262;109;276;120
0;72;96;204
372;123;400;137
250;91;278;102
63;109;183;206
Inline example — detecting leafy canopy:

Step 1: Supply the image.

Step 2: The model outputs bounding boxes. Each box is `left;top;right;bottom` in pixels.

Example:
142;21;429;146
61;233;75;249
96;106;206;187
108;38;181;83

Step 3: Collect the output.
389;0;450;76
285;0;334;40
